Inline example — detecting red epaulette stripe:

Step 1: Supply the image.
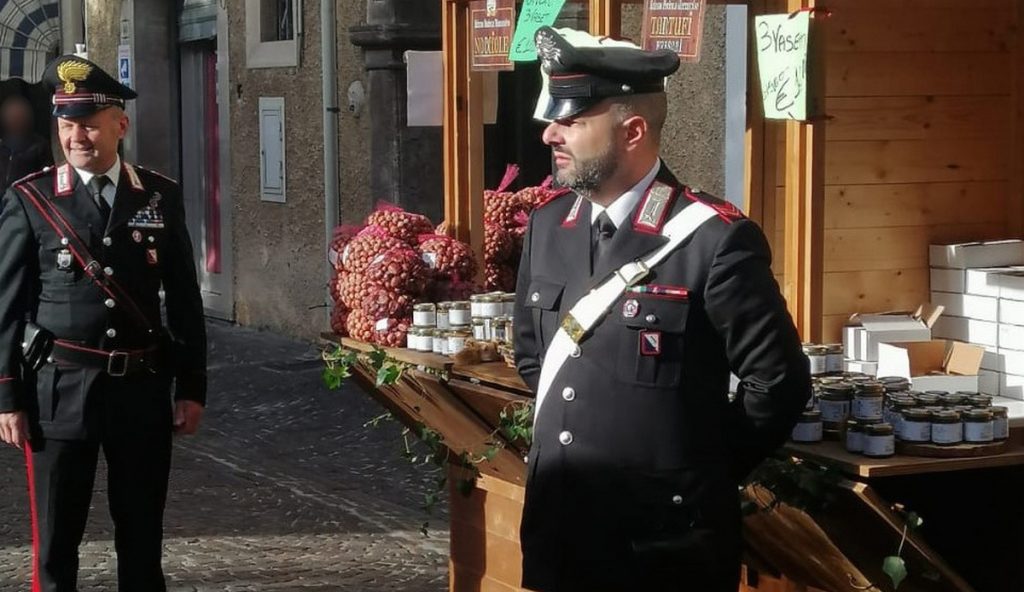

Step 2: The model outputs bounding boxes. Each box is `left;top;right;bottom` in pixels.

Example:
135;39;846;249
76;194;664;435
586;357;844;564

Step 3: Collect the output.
683;188;743;224
536;187;571;210
25;443;42;592
0;377;13;383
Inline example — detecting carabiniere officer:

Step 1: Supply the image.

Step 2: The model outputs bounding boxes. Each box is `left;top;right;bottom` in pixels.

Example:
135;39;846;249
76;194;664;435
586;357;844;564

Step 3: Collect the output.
513;27;812;592
0;55;207;591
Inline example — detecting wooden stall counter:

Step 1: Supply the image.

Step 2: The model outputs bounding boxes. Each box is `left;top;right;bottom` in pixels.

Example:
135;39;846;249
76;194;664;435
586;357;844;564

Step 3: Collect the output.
786;440;1024;479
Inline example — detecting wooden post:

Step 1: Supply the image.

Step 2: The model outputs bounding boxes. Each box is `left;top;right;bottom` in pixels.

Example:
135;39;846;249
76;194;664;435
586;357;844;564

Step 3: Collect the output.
589;0;622;37
781;0;824;343
1011;0;1024;238
744;0;767;224
442;0;486;269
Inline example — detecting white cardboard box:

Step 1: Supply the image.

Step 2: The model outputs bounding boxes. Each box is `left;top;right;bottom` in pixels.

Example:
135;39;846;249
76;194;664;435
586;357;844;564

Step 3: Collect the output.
843;326;862;361
930;240;1024;269
999;323;1024;351
1000;373;1024;400
1001;299;1024;326
930;268;965;293
995;270;1024;301
980;369;1000;395
982;350;1005;372
845;359;878;375
930;292;998;322
876;340;984;394
964;268;1010;298
857;315;933;362
1000;348;1024;375
931;316;999;347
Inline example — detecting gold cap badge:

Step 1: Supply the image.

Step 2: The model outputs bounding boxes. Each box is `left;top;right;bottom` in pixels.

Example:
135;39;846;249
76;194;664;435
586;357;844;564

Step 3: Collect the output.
56;60;92;94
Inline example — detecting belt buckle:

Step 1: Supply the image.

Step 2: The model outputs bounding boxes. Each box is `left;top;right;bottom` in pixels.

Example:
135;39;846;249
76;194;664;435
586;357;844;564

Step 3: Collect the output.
107;350;129;377
615;260;650;287
560;314;586;344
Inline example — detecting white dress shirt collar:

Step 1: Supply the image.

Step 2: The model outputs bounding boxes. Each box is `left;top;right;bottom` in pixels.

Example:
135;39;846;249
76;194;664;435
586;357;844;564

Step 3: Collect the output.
75;156;121;192
590;160;661;228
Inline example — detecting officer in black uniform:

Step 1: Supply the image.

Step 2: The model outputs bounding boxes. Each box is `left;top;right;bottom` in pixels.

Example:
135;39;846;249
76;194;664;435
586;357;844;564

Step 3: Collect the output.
0;55;207;591
513;28;812;592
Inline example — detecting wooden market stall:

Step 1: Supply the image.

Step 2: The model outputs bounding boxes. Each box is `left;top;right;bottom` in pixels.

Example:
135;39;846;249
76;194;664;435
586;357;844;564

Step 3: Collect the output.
326;0;1024;591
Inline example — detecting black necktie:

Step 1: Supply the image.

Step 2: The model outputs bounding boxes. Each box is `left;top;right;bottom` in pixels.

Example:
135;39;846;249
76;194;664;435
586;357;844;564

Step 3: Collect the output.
591;211;616;272
88;176;111;221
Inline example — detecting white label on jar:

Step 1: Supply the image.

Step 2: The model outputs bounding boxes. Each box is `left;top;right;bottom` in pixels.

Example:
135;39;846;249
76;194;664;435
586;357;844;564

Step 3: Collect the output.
437;311;451;330
819;399;850;423
826;353;843;374
421;252;437;269
932;422;963;445
470;302;484;317
995;417;1009;440
450;309;471;325
481;302;503;318
863;434;895;457
845;430;864;452
375;318;390;331
448;336;467;354
413;310;437;327
432;336;443;354
417;335;433;352
964;421;994;443
853;397;884;420
900;420;931;442
406;333;415;349
808;354;827;376
473;324;487;340
791;421;822;443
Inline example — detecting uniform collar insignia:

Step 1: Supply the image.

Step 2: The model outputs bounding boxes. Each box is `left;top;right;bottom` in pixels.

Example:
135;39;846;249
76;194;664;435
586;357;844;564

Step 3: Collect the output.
632;181;676;234
561;195;584;228
54;163;73;196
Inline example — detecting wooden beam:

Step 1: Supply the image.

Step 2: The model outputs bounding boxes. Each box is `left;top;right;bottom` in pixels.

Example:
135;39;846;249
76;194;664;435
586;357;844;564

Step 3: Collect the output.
782;0;825;342
744;0;767;223
442;0;486;271
589;0;622;37
1011;0;1024;238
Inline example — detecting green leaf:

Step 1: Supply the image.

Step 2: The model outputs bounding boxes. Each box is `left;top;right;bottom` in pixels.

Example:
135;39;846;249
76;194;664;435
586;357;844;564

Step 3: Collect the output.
322;367;341;390
367;347;387;370
883;556;908;589
376;364;402;386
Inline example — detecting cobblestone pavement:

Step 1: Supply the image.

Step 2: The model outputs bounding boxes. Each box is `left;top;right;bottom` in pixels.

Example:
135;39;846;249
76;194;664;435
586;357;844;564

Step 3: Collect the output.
0;320;450;591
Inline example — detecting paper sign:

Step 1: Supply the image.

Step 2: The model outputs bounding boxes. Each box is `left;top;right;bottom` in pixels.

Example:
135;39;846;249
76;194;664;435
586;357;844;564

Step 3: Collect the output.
406;51;499;127
641;0;706;63
509;0;566;62
755;12;810;120
117;44;132;89
472;0;516;71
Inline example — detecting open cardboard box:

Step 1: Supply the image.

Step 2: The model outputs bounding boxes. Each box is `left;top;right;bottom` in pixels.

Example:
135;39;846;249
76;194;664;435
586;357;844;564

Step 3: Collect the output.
844;304;944;362
876;340;985;392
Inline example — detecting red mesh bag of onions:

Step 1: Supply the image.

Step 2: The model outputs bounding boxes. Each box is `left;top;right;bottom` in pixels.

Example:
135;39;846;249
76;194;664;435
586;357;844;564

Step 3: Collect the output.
365;203;434;244
342;225;407;274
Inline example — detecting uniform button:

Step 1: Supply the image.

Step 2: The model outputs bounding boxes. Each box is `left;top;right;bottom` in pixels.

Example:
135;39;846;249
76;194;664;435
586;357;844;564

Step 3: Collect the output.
530;292;540;303
103;267;114;276
562;387;576;401
672;494;684;505
104;298;116;308
645;314;658;323
523;455;529;464
102;237;112;246
60;237;69;246
148;236;156;243
570;346;581;358
106;328;117;338
558;431;573;446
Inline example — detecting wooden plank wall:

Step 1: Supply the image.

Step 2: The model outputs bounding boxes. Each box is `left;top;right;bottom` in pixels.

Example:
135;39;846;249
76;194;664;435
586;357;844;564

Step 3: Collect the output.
814;0;1020;340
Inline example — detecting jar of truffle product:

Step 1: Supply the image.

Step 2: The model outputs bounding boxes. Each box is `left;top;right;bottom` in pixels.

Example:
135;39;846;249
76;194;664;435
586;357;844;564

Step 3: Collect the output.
930;410;963;446
791;411;823;443
449;301;471;326
412;303;437;328
862;423;896;458
969;394;993;408
407;327;432;352
432;329;446;355
471;317;490;341
825;344;844;374
899;408;932;443
963;409;994;443
879;376;912;393
853;382;885;420
845;419;865;453
447;329;471;355
819;384;853;428
492;316;509;343
436;302;452;330
913;392;942;407
884;396;917;433
992;406;1009;440
803;345;828;376
501;292;516;317
941;393;968;407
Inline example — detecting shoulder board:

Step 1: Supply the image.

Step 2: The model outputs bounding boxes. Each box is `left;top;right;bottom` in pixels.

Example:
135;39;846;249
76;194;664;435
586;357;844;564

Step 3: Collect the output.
535;187;572;210
11;166;53;188
631;181;677;234
560;195;585;228
683;187;745;224
131;164;179;185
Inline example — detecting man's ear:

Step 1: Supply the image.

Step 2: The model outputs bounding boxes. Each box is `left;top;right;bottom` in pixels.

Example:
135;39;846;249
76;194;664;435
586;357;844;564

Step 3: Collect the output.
622;115;648;151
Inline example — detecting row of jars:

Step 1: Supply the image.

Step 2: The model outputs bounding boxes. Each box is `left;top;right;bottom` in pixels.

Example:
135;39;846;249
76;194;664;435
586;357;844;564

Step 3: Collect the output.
802;343;845;376
407;293;516;355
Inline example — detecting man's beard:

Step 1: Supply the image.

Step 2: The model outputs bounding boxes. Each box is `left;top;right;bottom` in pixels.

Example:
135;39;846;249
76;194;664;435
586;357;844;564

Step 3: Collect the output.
555;145;619;199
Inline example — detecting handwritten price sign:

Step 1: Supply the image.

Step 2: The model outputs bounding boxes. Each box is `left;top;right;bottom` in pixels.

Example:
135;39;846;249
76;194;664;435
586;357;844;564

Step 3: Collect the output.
755;12;810;120
509;0;567;61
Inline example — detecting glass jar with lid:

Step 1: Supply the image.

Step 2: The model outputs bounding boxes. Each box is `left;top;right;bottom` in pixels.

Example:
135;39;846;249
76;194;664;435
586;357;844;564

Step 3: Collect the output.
884;395;917;432
447;329;471;355
803;344;828;376
436;302;453;330
501;292;516;317
930;410;963;446
941;393;969;407
963;409;994;443
845;419;865;453
413;303;437;328
992;406;1009;440
492;316;510;343
853;382;885;420
471;317;490;341
968;394;993;408
819;384;853;428
862;423;896;458
899;408;932;443
913;392;942;407
449;301;471;326
825;344;844;374
432;329;447;355
791;410;823;443
470;294;503;318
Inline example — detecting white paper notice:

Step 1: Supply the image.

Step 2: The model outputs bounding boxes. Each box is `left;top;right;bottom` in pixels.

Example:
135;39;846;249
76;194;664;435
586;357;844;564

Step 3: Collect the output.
406;51;443;127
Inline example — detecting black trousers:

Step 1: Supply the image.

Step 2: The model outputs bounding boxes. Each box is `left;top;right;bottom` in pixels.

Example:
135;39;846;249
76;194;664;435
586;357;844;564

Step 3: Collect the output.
24;379;173;592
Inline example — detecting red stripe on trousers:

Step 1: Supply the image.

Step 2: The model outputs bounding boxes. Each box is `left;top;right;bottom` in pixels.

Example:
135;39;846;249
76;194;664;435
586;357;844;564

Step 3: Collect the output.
24;442;41;592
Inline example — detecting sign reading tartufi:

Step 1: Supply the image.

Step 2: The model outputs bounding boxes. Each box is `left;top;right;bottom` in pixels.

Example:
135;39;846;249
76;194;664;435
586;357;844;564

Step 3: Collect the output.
641;0;706;63
471;0;516;71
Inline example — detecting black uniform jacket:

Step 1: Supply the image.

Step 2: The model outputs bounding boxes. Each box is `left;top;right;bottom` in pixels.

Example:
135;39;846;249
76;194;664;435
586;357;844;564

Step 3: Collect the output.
0;162;207;440
513;164;811;591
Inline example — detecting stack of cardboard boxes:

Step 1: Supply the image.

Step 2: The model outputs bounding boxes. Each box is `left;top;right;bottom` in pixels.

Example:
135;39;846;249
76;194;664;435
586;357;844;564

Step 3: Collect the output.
929;240;1024;398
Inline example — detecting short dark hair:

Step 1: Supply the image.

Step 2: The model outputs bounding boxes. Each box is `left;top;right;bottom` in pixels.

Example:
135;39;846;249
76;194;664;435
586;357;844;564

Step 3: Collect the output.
609;92;668;144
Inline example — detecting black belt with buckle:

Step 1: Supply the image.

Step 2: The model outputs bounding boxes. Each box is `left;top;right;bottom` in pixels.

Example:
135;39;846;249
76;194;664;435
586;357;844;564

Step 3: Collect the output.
51;340;160;377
